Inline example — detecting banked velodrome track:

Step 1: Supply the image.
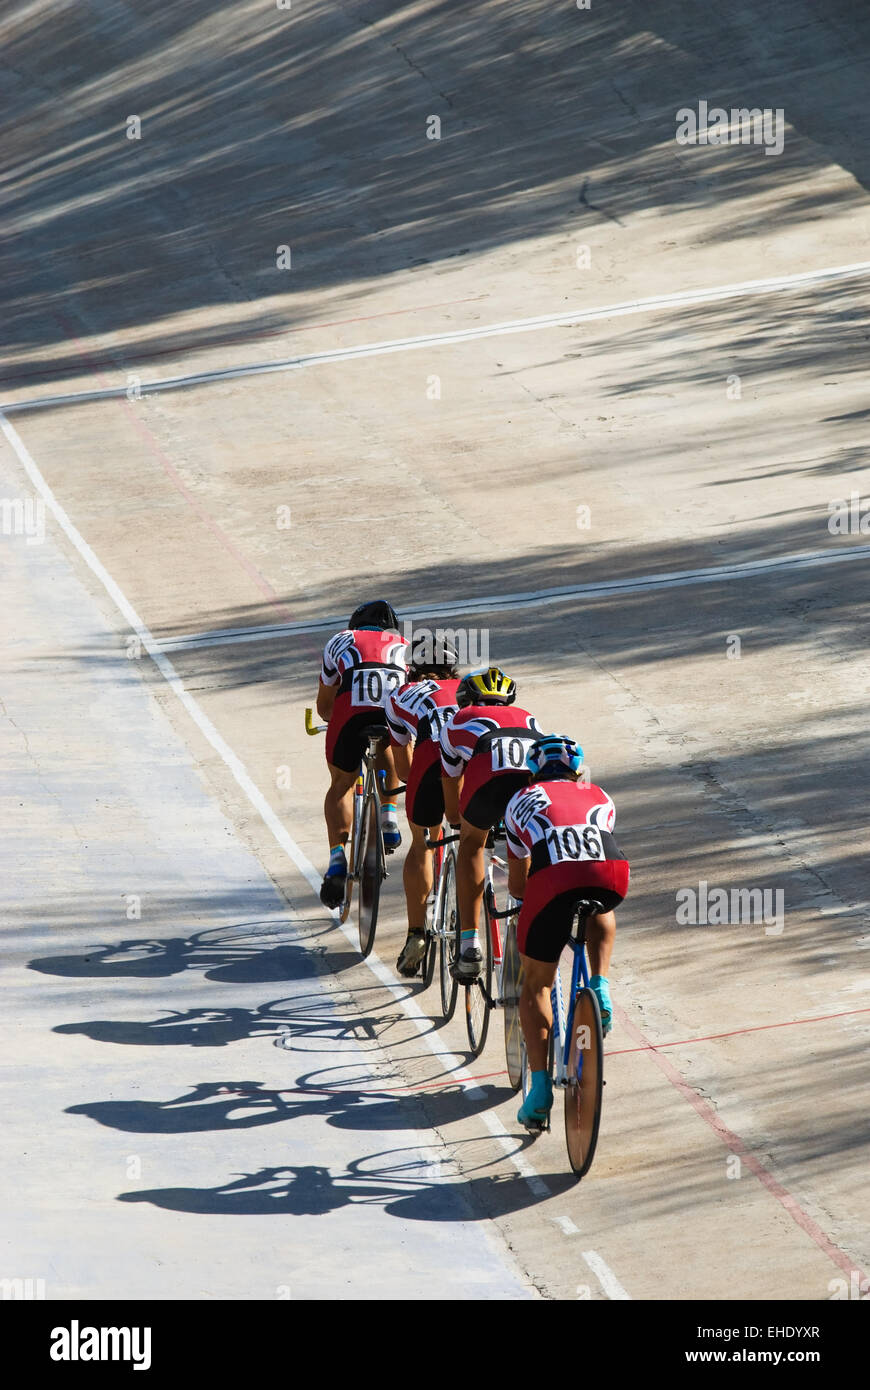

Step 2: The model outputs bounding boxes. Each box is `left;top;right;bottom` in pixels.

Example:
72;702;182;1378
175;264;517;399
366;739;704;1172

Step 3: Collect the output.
2;0;869;1303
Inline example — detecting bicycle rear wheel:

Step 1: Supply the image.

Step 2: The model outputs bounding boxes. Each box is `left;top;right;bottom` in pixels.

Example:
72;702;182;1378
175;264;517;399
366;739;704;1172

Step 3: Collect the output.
564;986;604;1177
502;915;523;1091
357;794;382;958
465;883;494;1057
437;850;459;1020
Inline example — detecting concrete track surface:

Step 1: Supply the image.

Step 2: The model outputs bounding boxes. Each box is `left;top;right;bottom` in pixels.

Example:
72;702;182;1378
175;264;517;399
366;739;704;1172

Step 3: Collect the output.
2;0;869;1303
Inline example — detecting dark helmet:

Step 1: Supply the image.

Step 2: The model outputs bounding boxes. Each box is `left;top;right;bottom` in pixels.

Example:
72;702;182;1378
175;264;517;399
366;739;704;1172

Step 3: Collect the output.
348;599;400;631
408;638;460;682
456;666;517;708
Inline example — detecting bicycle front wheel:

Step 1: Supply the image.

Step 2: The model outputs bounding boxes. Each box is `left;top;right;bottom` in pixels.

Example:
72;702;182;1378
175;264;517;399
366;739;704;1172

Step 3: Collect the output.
564;986;604;1177
357;794;382;958
340;781;363;924
465;884;494;1057
437;850;459;1020
502;915;524;1091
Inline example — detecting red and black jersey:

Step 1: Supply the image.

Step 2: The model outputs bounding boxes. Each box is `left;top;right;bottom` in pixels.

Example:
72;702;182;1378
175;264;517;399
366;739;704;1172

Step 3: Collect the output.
321;628;409;766
386;678;461;824
439;705;545;808
320;628;409;708
383;678;458;811
504;778;624;873
385;678;461;750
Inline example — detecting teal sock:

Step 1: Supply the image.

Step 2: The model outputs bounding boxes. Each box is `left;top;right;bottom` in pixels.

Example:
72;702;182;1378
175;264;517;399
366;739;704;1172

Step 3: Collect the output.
326;845;347;877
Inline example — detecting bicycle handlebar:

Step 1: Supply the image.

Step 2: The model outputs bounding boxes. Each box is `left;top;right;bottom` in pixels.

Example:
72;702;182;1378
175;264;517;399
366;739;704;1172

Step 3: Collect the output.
425;833;461;849
304;707;328;736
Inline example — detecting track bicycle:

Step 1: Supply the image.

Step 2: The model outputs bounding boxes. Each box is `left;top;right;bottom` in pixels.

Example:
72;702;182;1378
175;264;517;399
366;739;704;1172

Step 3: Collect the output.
304;707;404;958
413;823;454;993
422;826;461;1016
501;895;606;1178
428;822;518;1056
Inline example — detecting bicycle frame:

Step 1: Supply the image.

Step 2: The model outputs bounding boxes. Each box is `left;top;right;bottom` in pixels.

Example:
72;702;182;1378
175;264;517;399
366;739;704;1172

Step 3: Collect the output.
348;733;385;884
552;929;592;1087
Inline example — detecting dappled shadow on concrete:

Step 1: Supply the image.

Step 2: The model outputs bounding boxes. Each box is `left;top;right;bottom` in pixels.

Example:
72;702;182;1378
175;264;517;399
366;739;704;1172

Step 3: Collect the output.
116;1145;571;1221
2;0;870;386
68;1077;501;1135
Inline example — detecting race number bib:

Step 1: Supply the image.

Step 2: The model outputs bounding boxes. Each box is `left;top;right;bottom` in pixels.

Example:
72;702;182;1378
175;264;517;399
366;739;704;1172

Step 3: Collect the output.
490;734;535;773
544;823;604;864
350;667;402;708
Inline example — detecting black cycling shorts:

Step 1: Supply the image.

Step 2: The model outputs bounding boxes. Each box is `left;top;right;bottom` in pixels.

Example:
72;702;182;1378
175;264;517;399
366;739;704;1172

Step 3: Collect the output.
408;759;445;829
328;711;388;774
461;772;530;832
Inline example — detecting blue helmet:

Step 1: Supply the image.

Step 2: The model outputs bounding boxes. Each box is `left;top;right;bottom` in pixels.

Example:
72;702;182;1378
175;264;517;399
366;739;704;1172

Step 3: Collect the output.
526;735;583;777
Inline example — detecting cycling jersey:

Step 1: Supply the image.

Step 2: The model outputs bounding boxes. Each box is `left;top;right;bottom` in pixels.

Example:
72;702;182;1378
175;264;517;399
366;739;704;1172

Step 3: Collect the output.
504;777;629;961
439;705;545;828
321;628;409;771
386;677;460;827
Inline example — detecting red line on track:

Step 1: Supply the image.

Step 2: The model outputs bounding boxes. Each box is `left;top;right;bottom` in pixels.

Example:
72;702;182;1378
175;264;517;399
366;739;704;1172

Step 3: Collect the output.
605;1004;870;1056
613;1004;869;1283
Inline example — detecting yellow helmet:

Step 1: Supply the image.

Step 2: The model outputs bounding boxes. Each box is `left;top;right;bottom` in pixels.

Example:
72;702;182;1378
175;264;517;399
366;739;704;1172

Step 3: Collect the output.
456;666;517;707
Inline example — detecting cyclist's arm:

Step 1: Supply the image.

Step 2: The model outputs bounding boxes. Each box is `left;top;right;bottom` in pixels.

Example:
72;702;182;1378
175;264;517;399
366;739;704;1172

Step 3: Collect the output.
316;679;337;721
507;854;529;900
392;741;413;781
504;803;529;898
439;715;468;825
441;771;462;825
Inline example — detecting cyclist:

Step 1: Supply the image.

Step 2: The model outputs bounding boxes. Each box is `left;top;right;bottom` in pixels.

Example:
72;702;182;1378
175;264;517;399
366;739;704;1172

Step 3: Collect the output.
439;667;544;979
384;639;461;977
503;735;629;1131
316;599;409;908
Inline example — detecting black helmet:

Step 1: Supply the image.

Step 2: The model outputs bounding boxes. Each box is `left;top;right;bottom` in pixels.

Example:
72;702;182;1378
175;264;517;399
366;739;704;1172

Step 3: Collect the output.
408;643;460;683
348;599;400;631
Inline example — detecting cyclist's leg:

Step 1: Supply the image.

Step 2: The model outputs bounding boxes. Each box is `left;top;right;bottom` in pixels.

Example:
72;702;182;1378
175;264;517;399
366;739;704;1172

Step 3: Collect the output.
321;762;358;907
518;955;559;1072
455;818;489;977
515;881;578;1127
517;954;558;1129
585;908;616;1033
397;760;442;974
373;738;401;851
396;822;439;975
579;862;628;1034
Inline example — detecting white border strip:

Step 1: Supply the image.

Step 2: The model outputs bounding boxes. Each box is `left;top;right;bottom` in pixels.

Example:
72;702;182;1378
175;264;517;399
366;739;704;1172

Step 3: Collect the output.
5;259;870;414
0;409;628;1300
154;543;870;652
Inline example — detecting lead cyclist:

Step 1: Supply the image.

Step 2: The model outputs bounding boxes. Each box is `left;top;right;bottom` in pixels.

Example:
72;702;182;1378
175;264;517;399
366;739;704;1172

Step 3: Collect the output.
315;599;409;908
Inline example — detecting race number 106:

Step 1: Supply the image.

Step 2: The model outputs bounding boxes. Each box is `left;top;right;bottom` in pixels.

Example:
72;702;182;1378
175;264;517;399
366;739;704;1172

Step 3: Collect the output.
545;825;604;862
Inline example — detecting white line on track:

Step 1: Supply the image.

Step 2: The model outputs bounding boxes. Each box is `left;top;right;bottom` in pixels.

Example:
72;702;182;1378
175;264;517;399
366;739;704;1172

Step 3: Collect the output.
581;1249;632;1301
154;543;870;651
4;259;870;414
0;409;627;1301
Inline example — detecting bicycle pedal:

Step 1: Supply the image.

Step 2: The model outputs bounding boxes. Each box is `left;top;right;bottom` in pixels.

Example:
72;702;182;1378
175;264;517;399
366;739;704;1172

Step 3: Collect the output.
519;1118;548;1136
